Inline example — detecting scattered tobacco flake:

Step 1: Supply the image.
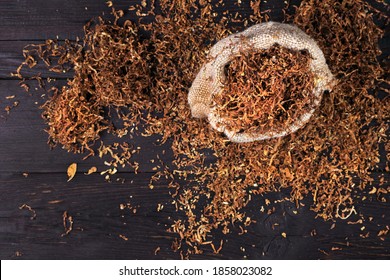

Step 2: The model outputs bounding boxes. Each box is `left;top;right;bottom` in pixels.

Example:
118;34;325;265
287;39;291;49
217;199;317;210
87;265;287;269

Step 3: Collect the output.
85;166;98;175
98;141;138;171
213;44;315;135
61;211;74;236
14;251;22;257
377;226;389;241
48;200;63;205
119;202;139;214
119;234;129;241
19;204;37;220
4;101;20;115
318;248;330;256
67;163;77;182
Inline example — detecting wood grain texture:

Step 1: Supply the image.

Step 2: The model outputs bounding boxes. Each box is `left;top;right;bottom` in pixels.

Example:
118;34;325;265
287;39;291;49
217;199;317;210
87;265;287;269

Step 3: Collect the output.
0;0;389;260
1;173;389;259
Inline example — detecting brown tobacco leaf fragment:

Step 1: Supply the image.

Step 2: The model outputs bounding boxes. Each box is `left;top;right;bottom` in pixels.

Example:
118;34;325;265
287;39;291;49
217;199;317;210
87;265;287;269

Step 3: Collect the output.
85;166;97;175
119;234;129;241
61;211;74;236
67;163;77;182
19;204;37;220
14;251;22;257
368;187;377;195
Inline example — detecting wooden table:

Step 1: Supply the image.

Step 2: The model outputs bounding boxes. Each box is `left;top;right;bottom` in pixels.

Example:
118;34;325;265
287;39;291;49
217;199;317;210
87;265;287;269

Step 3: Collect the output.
0;0;389;259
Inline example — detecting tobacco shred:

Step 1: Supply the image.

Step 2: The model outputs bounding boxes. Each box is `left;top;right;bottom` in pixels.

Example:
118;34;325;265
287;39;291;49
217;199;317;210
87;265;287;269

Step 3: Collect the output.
15;0;389;258
61;211;74;236
19;204;37;220
67;163;78;182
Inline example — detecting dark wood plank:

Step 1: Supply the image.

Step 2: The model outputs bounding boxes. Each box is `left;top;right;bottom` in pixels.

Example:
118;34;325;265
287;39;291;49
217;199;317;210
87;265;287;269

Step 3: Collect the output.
0;0;138;41
0;173;388;259
0;173;202;259
0;172;178;259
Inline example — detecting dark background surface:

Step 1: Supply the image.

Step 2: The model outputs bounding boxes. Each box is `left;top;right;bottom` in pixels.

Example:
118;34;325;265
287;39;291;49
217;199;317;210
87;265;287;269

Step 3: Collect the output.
0;0;389;260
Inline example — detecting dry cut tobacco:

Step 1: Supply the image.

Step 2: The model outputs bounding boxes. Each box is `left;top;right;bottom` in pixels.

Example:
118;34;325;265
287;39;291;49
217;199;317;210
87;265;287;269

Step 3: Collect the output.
15;0;389;258
213;44;315;136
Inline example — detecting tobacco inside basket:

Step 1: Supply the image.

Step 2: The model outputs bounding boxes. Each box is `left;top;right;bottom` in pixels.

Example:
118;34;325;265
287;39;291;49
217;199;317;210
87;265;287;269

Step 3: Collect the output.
213;44;315;134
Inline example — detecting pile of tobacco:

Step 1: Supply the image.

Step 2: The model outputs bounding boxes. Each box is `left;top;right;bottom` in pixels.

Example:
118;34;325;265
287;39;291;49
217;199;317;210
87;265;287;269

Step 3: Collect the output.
15;0;389;257
213;44;315;135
